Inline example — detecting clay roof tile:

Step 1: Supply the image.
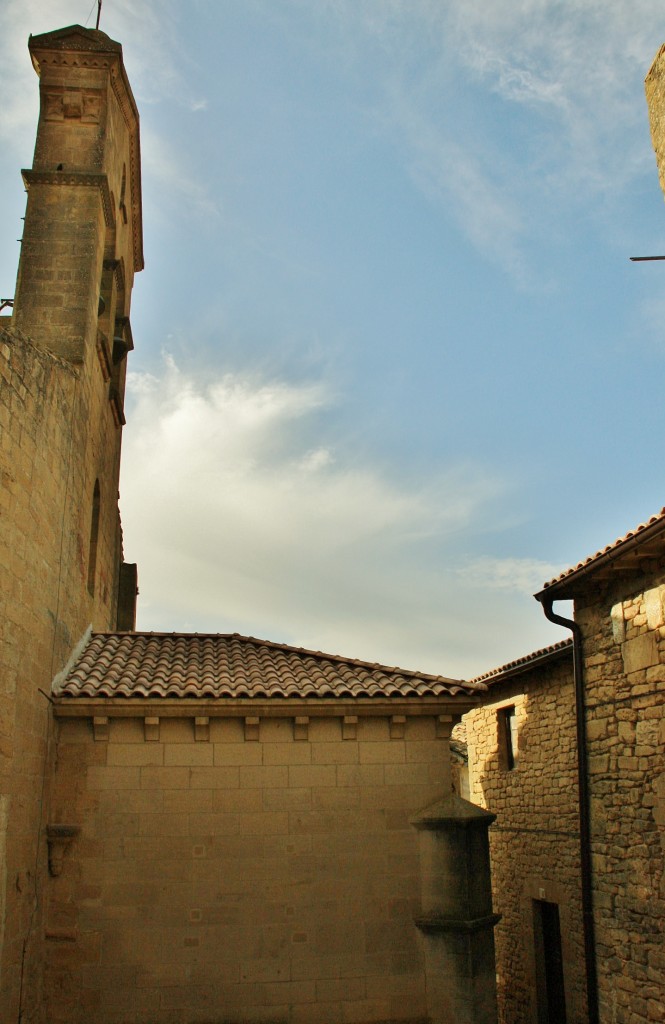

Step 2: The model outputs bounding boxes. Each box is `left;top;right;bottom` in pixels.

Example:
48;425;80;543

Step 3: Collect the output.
55;631;483;702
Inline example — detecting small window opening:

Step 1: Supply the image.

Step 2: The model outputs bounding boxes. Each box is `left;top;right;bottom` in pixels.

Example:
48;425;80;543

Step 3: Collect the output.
87;480;100;596
499;705;518;770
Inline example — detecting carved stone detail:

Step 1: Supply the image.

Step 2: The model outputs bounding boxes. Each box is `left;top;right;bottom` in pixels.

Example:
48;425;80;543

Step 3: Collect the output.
43;88;102;123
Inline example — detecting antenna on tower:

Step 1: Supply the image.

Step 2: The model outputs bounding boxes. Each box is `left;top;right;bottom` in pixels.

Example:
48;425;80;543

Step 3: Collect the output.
95;0;102;30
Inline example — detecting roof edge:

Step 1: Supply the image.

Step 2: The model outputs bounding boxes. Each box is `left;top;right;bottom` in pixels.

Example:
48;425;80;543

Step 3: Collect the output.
471;638;573;686
535;508;665;600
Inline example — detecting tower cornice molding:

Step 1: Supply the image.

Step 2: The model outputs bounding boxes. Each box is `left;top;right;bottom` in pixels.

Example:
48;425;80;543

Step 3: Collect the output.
22;169;115;228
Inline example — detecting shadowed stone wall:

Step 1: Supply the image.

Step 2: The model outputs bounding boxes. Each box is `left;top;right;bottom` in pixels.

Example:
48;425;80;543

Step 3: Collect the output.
464;650;587;1024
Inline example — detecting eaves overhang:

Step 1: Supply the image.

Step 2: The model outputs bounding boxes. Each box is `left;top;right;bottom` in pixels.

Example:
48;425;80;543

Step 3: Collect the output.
535;508;665;602
471;638;573;688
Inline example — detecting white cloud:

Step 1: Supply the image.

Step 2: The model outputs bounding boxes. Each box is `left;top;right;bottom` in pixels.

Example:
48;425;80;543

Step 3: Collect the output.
460;556;564;595
120;357;562;677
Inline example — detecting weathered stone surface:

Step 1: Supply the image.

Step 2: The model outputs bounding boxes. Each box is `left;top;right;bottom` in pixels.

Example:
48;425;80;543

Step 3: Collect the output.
464;651;587;1024
0;25;141;1023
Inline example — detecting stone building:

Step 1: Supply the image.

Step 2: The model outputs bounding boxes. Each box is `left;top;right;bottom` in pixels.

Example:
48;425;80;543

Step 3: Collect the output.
535;510;665;1024
465;509;665;1024
45;631;493;1024
5;19;665;1024
0;24;141;1022
464;640;587;1024
1;24;501;1024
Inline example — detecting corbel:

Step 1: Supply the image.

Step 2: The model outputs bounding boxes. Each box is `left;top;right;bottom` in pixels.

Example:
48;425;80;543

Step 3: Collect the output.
294;716;309;741
244;717;260;741
390;715;406;739
436;715;453;739
342;715;358;740
194;716;210;742
144;716;160;742
46;824;81;877
92;716;109;742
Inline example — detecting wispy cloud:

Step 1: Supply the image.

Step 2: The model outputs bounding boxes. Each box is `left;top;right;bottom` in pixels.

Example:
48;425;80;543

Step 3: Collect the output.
386;89;526;280
460;556;564;595
278;0;665;271
120;357;561;676
449;0;665;188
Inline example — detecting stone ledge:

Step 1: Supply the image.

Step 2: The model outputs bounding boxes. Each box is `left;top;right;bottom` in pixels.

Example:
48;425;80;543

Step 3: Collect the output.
415;912;501;935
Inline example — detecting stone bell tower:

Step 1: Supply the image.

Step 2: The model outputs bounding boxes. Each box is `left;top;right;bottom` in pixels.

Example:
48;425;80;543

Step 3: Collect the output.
0;25;142;1021
14;25;143;364
9;24;143;634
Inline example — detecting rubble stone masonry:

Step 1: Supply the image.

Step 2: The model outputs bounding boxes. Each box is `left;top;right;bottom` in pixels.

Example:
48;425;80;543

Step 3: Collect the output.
464;650;586;1024
575;564;665;1024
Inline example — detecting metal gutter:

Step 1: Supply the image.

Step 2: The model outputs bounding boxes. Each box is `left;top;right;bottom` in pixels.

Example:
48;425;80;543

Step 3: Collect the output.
537;594;599;1024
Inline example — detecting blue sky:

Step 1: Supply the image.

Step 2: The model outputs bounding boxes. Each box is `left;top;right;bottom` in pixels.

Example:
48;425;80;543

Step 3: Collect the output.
2;0;665;676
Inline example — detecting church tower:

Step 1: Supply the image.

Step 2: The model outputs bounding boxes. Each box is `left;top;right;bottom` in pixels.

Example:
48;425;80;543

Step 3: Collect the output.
0;26;142;1019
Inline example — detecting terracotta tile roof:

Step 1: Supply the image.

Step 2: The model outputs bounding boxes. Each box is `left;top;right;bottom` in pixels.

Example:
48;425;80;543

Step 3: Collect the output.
536;508;665;599
471;639;573;686
56;632;484;701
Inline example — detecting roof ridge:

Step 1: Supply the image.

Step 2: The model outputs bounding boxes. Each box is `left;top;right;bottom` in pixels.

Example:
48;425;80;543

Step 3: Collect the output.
88;630;466;684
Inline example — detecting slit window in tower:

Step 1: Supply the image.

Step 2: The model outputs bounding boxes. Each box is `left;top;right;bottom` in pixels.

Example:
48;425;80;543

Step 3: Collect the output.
87;480;100;596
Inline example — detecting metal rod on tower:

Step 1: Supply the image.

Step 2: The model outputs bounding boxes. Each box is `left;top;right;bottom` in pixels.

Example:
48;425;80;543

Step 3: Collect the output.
96;1;102;30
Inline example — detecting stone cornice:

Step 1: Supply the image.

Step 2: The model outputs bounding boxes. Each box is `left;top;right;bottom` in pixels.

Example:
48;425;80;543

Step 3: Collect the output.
52;698;471;720
22;169;115;228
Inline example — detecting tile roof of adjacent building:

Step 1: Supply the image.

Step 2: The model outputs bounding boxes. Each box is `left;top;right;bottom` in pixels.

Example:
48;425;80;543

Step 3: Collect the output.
536;507;665;600
56;632;485;701
470;639;573;686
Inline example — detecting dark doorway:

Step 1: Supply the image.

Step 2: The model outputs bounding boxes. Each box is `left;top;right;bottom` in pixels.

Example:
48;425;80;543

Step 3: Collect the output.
533;899;567;1024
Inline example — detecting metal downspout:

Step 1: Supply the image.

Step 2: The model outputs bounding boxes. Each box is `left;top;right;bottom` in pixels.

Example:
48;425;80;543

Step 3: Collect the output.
538;595;599;1024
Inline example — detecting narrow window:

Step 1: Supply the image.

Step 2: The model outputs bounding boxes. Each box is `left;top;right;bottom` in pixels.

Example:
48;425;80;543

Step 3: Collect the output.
499;705;518;770
533;899;567;1024
87;480;100;596
119;164;128;224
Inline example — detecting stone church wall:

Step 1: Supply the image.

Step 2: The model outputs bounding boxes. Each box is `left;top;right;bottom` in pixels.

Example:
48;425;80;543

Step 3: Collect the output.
464;651;586;1024
45;711;452;1024
0;26;141;1018
0;323;123;1019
